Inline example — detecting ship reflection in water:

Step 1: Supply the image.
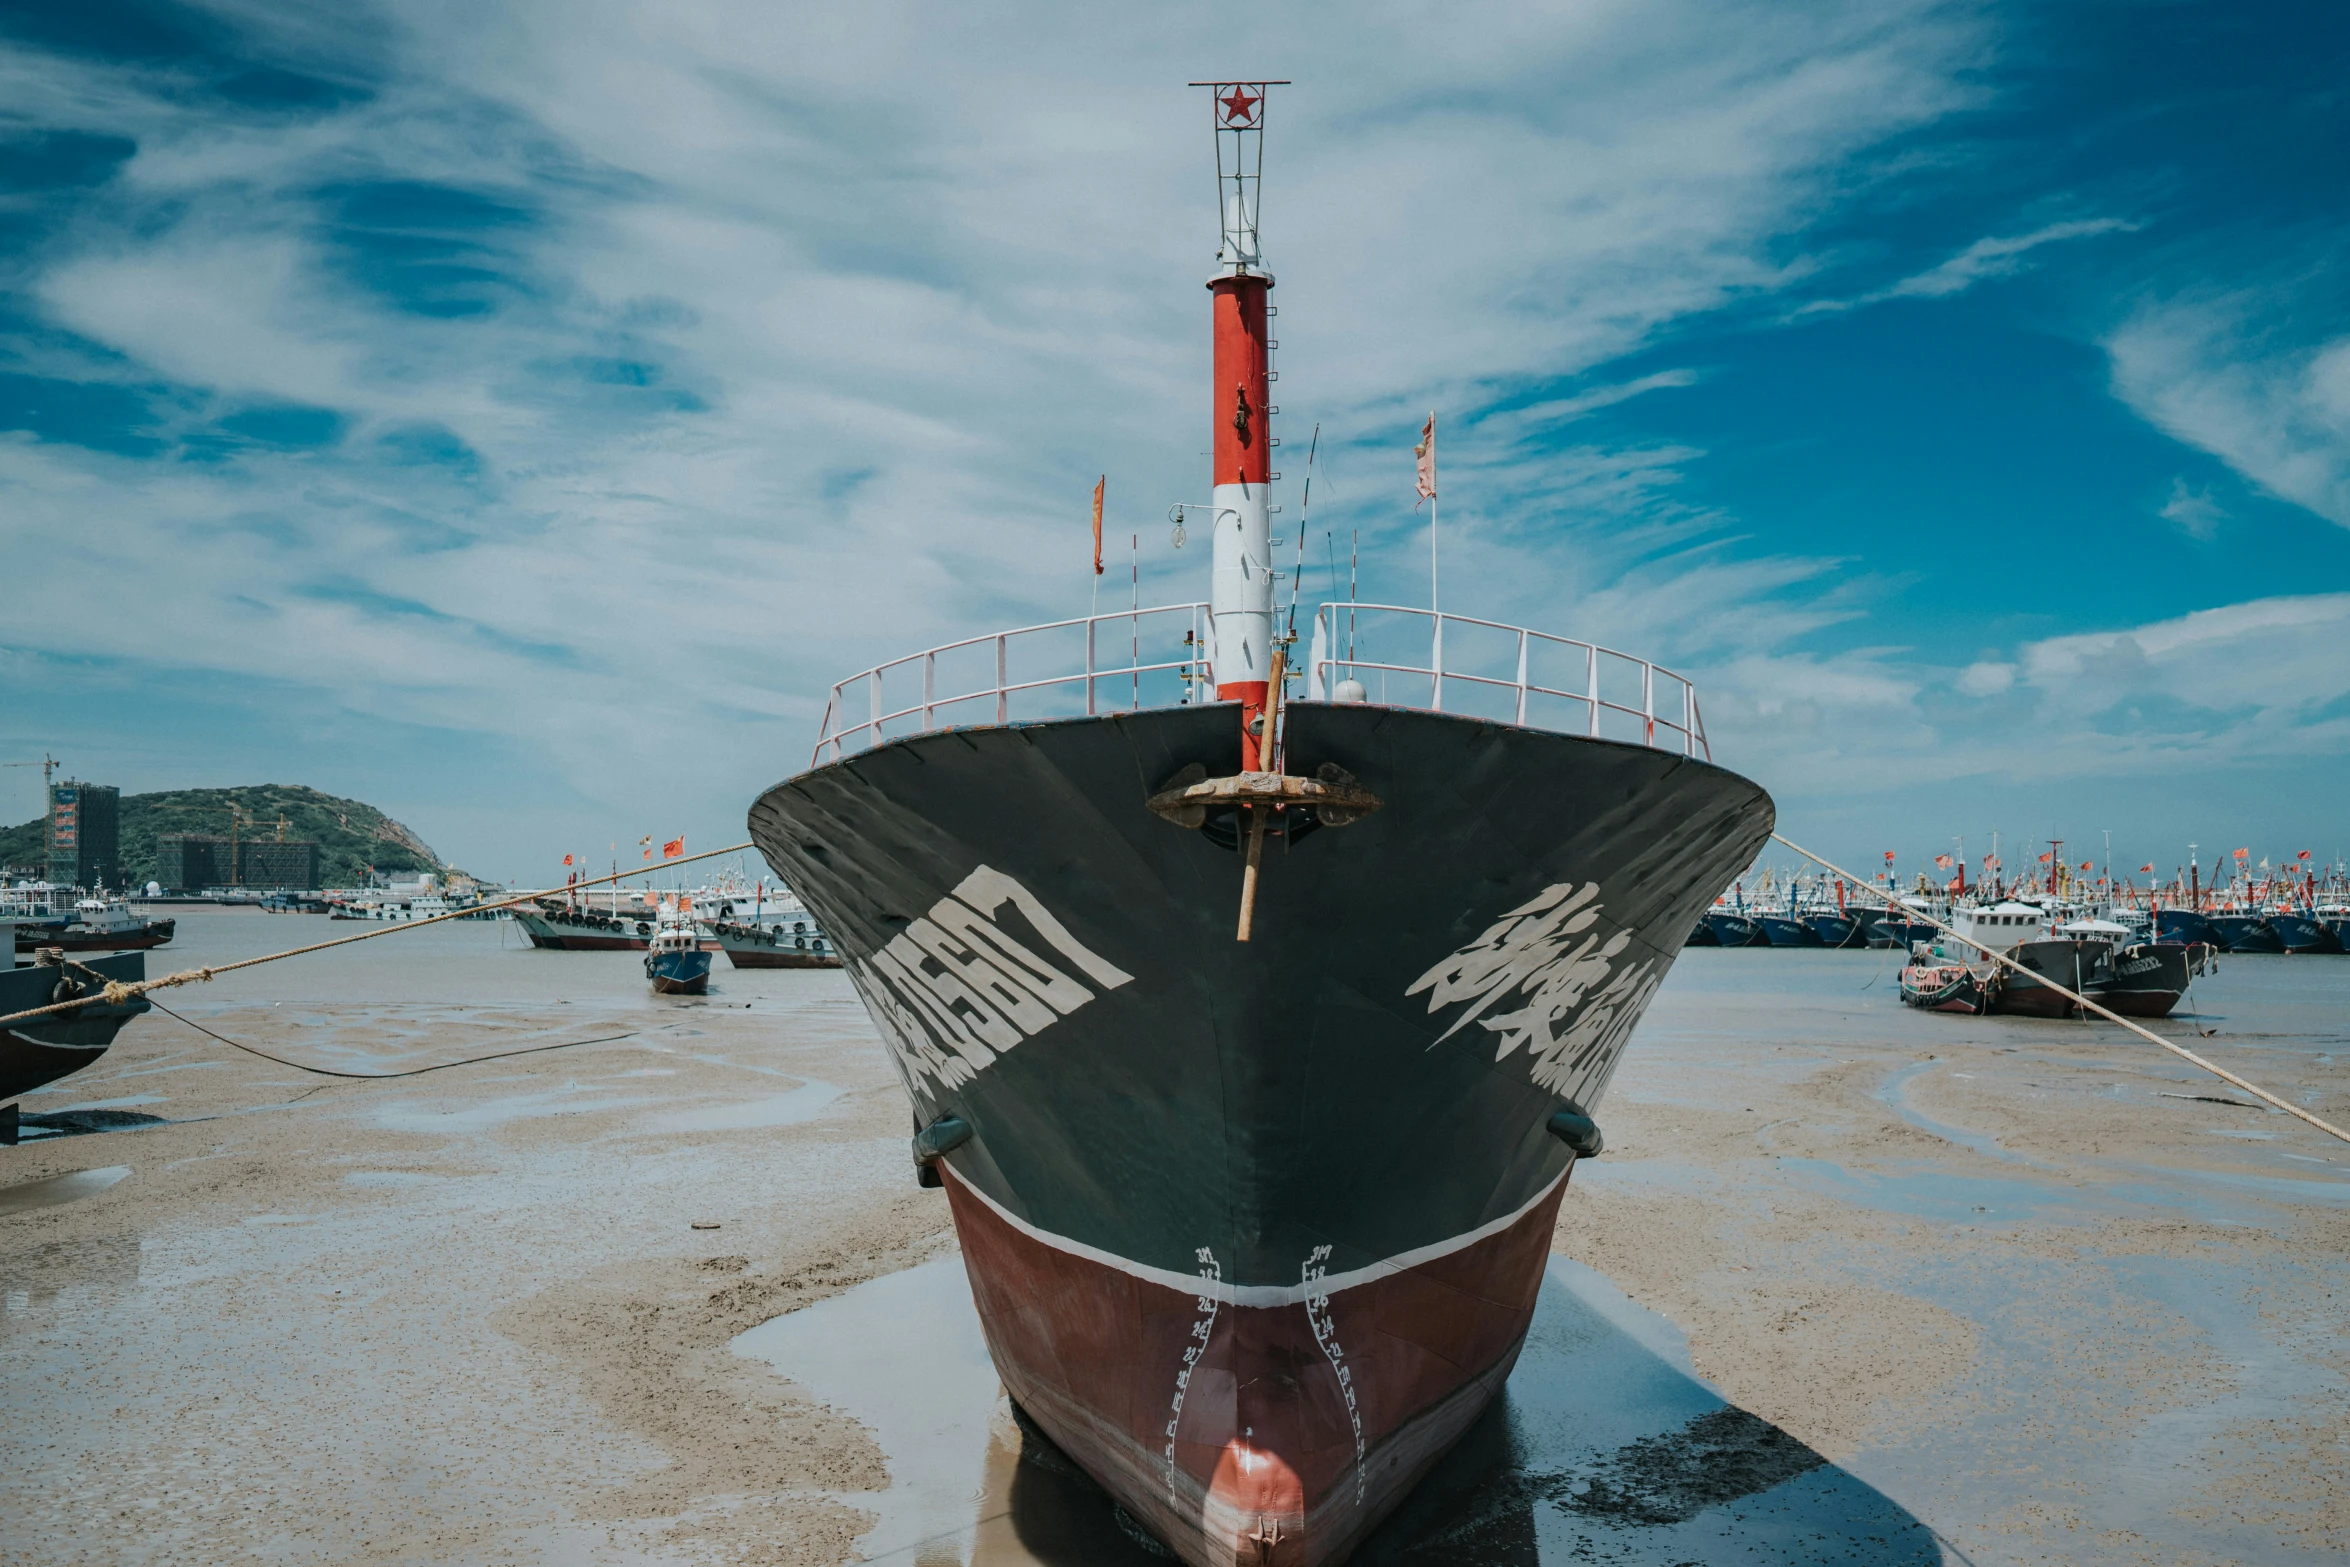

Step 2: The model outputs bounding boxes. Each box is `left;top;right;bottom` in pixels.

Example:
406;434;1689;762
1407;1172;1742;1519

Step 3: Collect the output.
731;1255;1945;1566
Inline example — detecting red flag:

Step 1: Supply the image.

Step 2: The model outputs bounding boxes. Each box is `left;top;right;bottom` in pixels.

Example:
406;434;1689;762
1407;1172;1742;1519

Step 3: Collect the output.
2139;863;2155;873
2080;861;2093;872
663;837;685;859
562;853;574;866
2038;852;2052;864
2233;847;2249;860
1933;854;1952;869
2298;850;2312;860
1414;415;1436;505
1090;476;1105;577
1883;851;1895;862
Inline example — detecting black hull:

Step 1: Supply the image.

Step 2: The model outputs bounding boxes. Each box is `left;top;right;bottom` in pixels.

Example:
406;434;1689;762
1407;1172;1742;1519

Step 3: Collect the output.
749;701;1772;1559
1;954;150;1101
704;921;843;968
16;919;174;952
2100;945;2190;1017
751;701;1772;1278
1990;939;2113;1019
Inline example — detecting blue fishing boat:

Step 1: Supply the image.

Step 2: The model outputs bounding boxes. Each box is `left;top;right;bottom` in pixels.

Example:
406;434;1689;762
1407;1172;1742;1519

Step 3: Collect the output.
1756;912;1823;947
643;907;712;995
2205;913;2285;953
1701;910;1766;946
2263;911;2343;954
2154;908;2215;946
1804;910;1865;948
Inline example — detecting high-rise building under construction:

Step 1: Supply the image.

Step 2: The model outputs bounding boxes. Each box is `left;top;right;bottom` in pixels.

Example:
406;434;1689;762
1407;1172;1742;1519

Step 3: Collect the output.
46;781;120;889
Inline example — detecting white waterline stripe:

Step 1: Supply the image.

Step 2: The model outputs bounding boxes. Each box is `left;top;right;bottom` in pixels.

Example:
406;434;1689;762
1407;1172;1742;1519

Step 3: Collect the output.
944;1164;1569;1309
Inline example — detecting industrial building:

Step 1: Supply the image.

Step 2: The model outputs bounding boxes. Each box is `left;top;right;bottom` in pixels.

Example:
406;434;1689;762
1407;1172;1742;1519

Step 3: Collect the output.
46;780;120;889
155;834;322;892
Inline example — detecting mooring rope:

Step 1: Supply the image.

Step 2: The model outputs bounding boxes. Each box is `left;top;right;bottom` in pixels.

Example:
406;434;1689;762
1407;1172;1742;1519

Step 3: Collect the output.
0;840;757;1032
1771;832;2350;1148
143;995;644;1080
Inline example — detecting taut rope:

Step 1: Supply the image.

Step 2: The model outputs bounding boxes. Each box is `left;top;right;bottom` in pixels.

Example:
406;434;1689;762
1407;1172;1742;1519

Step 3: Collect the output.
0;841;757;1031
1771;832;2350;1148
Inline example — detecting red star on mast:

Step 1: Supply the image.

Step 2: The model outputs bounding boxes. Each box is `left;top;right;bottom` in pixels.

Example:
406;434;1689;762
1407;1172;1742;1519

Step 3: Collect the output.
1219;86;1259;124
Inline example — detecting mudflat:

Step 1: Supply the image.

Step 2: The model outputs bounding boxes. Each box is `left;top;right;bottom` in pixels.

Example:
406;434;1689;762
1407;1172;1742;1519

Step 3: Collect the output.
2;916;2344;1565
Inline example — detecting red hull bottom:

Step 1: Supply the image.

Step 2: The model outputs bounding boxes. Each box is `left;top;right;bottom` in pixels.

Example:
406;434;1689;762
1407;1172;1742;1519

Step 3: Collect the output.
941;1165;1570;1566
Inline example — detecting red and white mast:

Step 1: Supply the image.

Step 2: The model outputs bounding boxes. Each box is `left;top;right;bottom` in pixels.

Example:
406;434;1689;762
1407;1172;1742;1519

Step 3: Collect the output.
1195;81;1287;769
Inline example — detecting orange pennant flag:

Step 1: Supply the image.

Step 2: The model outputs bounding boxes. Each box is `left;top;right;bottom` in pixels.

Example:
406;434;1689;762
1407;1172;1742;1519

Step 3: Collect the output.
663;837;685;860
1091;476;1106;576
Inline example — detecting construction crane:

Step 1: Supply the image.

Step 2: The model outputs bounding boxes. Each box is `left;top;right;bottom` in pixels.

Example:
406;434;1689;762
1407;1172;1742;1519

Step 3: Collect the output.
3;753;60;787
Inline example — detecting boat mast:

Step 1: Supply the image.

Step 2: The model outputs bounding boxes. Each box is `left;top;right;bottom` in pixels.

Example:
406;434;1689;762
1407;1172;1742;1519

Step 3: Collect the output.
1193;80;1287;770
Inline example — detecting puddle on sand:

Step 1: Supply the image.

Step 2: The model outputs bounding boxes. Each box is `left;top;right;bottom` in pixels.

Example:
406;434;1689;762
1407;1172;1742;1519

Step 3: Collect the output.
733;1256;1947;1565
641;1078;845;1133
0;1166;130;1218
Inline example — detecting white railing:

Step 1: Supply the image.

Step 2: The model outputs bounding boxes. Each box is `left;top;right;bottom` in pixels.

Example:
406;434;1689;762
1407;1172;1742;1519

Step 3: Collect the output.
1303;603;1708;761
811;601;1707;765
812;603;1217;765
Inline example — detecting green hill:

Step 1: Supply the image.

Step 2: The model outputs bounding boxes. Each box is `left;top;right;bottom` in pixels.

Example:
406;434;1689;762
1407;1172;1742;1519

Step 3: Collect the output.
0;784;446;890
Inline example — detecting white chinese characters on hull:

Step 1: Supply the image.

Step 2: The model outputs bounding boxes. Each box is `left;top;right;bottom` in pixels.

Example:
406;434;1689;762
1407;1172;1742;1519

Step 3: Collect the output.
1407;880;1664;1102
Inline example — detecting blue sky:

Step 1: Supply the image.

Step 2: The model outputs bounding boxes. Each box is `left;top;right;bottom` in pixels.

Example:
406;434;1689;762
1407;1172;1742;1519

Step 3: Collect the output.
2;0;2346;886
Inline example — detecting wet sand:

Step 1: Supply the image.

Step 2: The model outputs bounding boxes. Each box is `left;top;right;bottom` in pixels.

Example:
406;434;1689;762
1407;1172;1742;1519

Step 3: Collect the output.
3;914;2345;1565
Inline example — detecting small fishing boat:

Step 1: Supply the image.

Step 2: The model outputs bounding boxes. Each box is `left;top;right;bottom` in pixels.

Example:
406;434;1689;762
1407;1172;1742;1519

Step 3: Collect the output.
643;906;712;995
1899;958;1990;1014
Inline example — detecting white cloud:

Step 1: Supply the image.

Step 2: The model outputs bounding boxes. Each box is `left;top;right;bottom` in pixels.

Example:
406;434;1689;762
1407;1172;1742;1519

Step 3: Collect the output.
1796;216;2135;316
1879;217;2135;299
1956;660;2014;695
2157;476;2225;540
2107;295;2350;528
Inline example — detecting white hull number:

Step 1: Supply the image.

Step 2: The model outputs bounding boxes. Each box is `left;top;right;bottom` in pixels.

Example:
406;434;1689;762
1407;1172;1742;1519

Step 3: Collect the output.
850;866;1133;1095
